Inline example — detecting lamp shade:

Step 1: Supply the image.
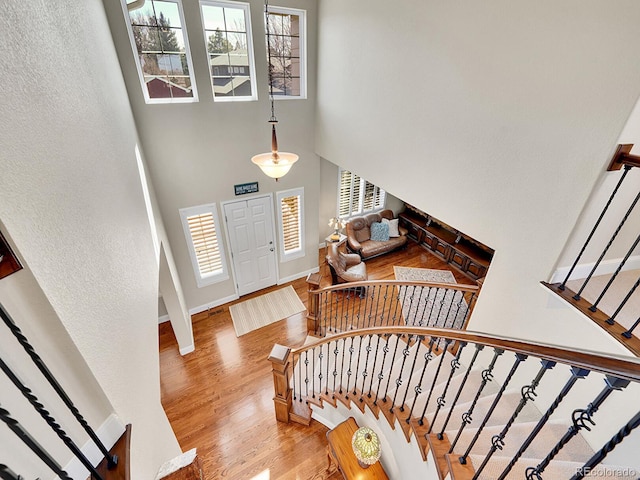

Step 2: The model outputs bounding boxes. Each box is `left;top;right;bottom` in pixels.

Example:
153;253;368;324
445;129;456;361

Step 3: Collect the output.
351;426;381;467
251;152;299;180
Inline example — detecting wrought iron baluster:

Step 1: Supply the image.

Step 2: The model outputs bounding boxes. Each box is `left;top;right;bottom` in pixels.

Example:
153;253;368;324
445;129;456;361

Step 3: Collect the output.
497;366;590;480
606;273;640;325
358;334;373;397
365;285;375;328
367;334;383;398
428;341;467;431
373;334;392;405
525;375;629;480
622;316;640;338
399;336;427;413
416;286;429;327
414;338;449;424
407;337;438;422
292;352;298;401
441;289;457;328
378;285;390;327
560;165;631;290
317;344;324;397
449;348;504;452
570;410;640;480
0;464;23;480
459;353;527;464
351;335;364;396
406;286;418;325
381;333;402;404
0;405;72;480
332;341;339;395
0;358;104;480
473;359;556;479
437;343;484;439
426;287;439;326
573;188;640;300
0;304;117;469
390;285;403;325
589;230;640;312
390;335;413;412
344;337;356;398
300;351;306;401
310;348;315;399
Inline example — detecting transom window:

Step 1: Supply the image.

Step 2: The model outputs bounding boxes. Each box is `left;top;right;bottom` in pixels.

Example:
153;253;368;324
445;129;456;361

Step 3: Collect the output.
338;169;386;218
265;6;306;99
180;203;229;287
200;0;257;101
276;188;305;261
123;0;198;103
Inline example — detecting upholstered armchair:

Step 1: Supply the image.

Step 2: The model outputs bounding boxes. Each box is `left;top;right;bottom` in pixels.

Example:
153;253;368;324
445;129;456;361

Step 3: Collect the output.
326;243;368;286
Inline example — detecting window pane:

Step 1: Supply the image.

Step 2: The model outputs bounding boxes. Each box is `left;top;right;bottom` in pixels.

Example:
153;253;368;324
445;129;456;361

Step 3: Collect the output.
126;0;197;103
201;1;256;100
265;9;304;98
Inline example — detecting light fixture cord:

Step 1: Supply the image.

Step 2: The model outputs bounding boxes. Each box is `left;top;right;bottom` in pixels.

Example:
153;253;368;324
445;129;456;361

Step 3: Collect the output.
265;0;276;123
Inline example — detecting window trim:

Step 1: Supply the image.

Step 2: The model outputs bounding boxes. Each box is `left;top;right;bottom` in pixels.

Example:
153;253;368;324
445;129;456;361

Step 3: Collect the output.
121;0;199;104
337;168;386;219
276;187;305;262
265;5;307;100
179;203;229;287
199;0;258;102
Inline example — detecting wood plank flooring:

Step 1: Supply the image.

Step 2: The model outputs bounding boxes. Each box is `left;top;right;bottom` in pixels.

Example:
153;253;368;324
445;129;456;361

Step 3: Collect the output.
159;242;473;479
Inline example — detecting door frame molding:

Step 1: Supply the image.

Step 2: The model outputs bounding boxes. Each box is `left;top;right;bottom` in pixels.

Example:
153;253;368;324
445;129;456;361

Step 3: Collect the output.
221;193;279;297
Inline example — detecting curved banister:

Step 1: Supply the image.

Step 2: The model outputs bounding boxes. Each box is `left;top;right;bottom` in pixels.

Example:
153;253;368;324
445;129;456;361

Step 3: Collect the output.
311;279;479;295
290;326;640;382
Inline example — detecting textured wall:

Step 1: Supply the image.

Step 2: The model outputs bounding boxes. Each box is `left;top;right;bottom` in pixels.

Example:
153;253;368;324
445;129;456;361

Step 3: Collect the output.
0;0;181;477
315;0;640;352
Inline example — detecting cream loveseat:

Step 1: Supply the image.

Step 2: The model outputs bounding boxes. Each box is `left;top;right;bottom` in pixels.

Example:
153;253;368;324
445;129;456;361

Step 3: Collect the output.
345;209;408;260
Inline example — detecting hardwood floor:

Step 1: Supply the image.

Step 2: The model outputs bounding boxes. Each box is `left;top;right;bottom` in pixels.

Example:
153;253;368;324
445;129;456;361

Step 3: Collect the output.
159;242;475;479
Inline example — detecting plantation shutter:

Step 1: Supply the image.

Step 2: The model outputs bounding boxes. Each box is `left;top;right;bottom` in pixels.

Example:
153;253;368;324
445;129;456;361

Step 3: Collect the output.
281;194;301;253
362;181;376;211
338;169;352;217
187;212;223;276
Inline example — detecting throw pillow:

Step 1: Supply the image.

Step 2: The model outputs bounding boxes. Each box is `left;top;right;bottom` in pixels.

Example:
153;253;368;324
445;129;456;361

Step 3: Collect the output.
370;221;390;242
382;218;400;237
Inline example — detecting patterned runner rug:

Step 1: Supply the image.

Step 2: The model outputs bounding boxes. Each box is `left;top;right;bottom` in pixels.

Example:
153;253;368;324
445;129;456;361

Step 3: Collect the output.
229;285;306;337
393;266;468;329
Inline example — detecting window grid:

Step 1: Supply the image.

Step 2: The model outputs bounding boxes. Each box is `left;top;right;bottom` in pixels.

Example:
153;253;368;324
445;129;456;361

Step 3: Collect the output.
338;169;386;219
265;7;306;98
200;0;257;101
124;0;198;102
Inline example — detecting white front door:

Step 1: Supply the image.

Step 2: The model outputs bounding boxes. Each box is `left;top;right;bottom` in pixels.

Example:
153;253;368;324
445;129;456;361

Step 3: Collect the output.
224;196;278;296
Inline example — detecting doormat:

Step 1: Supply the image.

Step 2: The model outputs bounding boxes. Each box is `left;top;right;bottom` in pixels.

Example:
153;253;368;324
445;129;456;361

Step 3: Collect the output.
229;286;306;337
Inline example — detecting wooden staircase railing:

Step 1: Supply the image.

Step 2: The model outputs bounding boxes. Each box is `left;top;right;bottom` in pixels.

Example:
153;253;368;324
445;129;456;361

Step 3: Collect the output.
305;278;479;337
270;326;640;479
546;144;640;356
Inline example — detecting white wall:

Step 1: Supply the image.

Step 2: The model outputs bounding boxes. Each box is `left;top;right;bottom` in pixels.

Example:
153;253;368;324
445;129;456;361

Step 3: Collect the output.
0;0;181;477
315;0;640;354
103;0;320;313
554;98;640;278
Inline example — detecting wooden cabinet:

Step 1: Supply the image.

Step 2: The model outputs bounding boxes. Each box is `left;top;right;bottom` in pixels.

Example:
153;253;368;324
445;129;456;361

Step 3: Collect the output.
398;205;494;281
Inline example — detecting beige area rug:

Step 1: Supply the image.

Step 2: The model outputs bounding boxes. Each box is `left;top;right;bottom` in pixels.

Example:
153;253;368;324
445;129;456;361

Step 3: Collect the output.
566;269;640;337
229;286;306;337
393;267;469;329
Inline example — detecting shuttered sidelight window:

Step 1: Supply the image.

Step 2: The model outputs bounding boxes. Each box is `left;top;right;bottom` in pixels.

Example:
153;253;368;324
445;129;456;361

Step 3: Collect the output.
338;168;386;218
277;188;305;261
180;203;229;287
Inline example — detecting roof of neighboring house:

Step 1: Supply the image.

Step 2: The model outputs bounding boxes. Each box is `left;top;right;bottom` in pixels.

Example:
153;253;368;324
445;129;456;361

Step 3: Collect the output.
209;49;250;67
145;76;192;93
213;76;251;95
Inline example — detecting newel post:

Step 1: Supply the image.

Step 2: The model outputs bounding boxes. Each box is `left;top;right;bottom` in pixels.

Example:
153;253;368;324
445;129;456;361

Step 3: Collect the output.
268;344;292;423
306;272;321;335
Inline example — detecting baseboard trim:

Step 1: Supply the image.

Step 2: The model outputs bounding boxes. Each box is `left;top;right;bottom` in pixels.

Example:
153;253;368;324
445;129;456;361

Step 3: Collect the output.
188;294;239;316
158;314;170;324
550;255;640;283
278;267;320;285
63;413;125;479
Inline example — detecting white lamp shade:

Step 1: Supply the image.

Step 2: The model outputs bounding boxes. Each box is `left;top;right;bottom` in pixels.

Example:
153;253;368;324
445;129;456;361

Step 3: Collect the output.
251;152;299;179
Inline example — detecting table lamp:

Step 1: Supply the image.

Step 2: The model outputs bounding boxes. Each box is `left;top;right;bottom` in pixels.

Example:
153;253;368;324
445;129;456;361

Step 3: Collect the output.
351;426;381;468
328;217;346;241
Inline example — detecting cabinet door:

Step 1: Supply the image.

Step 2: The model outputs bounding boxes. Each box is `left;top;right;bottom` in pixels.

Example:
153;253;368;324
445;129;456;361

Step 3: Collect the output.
432;239;452;261
466;259;487;280
422;230;437;250
450;248;470;271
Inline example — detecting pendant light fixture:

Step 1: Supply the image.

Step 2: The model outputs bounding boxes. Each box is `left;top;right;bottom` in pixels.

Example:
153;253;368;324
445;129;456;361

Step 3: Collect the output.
251;0;299;181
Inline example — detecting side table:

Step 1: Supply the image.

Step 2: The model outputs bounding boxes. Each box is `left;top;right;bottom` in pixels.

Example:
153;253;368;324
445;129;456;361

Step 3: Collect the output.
326;417;388;480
